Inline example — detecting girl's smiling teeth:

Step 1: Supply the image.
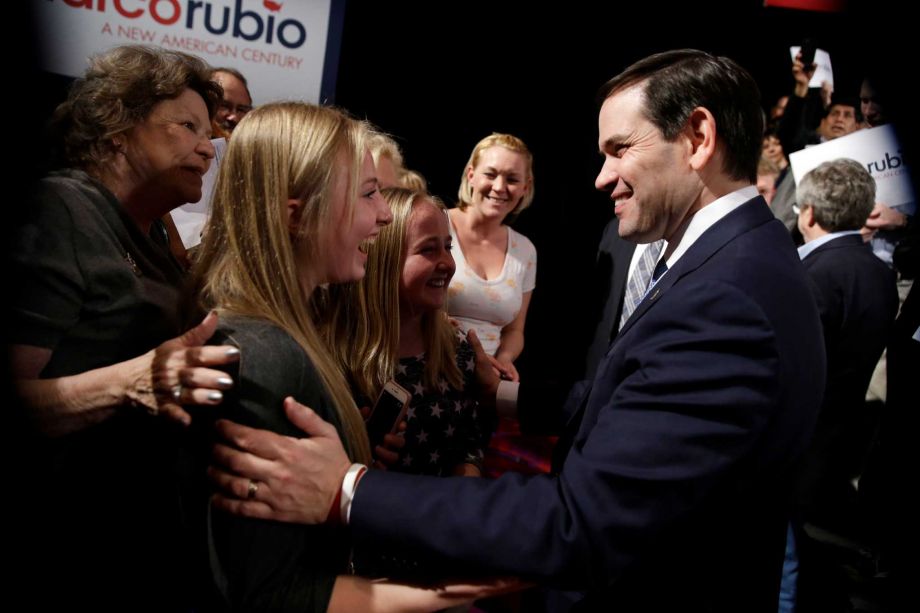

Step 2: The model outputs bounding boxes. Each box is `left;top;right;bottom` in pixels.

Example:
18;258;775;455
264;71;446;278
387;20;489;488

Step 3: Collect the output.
358;236;377;254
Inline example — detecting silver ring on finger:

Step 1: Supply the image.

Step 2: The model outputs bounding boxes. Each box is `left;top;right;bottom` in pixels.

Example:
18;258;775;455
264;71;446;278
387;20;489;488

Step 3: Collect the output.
171;383;183;402
247;479;259;500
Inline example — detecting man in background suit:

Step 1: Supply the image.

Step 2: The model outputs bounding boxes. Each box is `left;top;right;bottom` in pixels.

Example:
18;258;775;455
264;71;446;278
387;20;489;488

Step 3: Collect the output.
583;218;636;378
791;158;898;611
207;50;826;612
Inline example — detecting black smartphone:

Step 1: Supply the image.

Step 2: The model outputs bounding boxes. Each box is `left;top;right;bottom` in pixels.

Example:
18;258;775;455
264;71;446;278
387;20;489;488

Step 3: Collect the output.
365;380;410;451
800;38;817;69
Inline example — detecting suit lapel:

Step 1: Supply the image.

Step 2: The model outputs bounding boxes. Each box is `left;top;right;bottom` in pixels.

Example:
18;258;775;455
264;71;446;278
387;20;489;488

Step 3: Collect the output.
555;198;775;465
614;197;774;342
609;230;637;334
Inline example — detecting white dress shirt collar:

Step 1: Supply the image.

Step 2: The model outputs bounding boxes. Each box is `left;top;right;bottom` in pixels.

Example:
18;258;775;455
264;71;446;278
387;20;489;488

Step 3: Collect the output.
797;230;862;261
663;185;760;270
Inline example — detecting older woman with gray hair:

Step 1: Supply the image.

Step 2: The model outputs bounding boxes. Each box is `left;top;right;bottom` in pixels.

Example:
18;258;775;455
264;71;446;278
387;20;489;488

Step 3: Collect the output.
9;45;239;608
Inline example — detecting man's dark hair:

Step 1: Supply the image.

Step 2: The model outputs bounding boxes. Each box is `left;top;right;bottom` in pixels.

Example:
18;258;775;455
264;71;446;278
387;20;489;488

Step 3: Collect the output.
598;49;763;183
825;94;861;121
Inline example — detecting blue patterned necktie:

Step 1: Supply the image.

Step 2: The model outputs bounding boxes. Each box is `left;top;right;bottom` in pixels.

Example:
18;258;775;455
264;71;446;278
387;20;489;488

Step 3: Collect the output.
618;239;665;330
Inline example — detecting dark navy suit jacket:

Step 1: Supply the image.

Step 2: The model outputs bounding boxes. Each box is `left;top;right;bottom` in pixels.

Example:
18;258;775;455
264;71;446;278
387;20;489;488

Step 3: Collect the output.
583;217;637;380
352;198;826;612
795;234;898;526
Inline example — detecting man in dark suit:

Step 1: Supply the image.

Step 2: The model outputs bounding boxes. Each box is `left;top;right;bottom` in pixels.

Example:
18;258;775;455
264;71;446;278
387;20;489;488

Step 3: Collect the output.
583;218;636;379
208;50;826;612
790;158;899;611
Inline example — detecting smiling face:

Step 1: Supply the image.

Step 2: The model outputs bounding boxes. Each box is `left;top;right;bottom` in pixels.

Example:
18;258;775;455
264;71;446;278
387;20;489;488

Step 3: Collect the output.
595;85;698;243
399;199;455;317
466;146;530;221
761;135;784;166
119;87;215;209
321;150;392;284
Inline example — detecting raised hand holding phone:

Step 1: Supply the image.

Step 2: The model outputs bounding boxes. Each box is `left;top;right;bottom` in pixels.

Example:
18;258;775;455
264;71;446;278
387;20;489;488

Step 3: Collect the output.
365;380;410;458
799;38;817;70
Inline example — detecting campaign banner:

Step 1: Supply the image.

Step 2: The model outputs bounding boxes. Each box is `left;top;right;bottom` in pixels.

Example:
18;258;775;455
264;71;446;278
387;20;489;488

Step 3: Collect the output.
789;125;916;215
34;0;344;104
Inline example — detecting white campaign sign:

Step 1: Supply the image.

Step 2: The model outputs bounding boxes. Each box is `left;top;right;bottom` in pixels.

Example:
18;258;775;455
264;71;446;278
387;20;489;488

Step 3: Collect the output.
35;0;339;104
789;125;916;215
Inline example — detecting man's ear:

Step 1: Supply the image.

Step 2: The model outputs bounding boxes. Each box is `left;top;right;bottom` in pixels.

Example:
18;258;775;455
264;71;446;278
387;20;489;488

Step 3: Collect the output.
804;205;817;228
287;198;303;234
685;107;717;172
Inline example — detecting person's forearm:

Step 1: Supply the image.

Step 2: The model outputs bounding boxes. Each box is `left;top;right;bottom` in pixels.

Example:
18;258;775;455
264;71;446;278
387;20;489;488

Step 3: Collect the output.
16;355;144;437
495;330;524;364
777;94;809;155
14;313;237;434
329;575;454;613
329;574;519;613
451;462;482;477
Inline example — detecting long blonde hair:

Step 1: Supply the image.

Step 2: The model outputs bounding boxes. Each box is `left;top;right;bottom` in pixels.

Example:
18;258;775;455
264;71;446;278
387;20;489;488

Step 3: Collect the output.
320;188;463;402
191;102;371;464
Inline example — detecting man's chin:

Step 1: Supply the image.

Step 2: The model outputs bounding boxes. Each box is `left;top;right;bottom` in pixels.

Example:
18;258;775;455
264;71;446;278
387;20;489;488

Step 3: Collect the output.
618;224;645;243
